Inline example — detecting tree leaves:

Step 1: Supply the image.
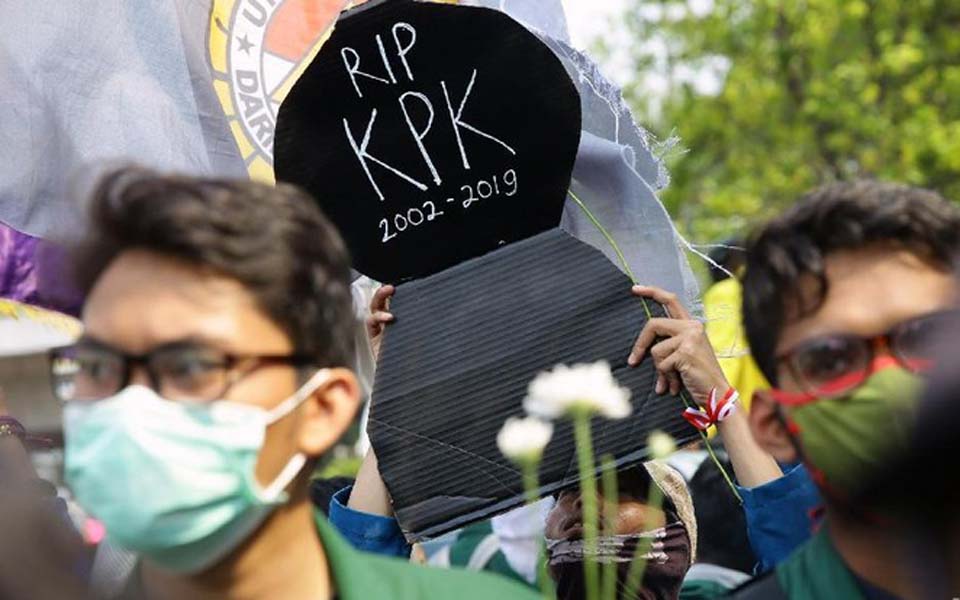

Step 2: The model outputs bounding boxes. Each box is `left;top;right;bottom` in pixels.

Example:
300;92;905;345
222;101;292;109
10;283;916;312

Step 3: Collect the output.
621;0;960;243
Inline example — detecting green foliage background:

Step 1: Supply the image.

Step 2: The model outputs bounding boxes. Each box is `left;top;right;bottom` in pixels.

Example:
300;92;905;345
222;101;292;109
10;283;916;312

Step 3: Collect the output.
618;0;960;243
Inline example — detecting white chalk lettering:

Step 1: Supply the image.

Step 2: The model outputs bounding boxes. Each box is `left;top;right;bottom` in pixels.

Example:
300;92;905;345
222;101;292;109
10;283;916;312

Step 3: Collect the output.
341;47;391;99
477;179;493;199
503;168;518;196
459;169;518;209
373;170;515;243
376;34;397;84
379;218;397;243
407;206;425;225
378;202;446;244
398;91;441;186
460;184;478;208
423;200;444;220
392;22;417;82
441;69;517;170
343;109;428;201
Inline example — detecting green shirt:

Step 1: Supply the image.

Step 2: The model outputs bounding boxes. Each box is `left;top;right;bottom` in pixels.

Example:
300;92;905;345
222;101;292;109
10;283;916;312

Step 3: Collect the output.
118;509;540;599
315;511;540;599
726;526;867;600
774;526;864;600
437;520;535;589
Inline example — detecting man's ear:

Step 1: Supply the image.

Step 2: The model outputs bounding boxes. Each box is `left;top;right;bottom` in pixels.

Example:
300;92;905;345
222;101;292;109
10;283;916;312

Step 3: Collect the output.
749;390;799;464
297;368;361;457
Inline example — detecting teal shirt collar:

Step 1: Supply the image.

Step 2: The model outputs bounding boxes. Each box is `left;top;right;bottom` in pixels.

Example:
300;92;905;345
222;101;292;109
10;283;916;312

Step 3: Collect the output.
313;508;541;600
776;525;866;600
120;509;540;600
314;509;391;600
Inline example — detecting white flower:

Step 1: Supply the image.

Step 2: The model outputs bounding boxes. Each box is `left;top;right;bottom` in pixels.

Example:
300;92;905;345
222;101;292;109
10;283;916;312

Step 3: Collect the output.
648;430;677;459
497;416;554;463
522;361;632;420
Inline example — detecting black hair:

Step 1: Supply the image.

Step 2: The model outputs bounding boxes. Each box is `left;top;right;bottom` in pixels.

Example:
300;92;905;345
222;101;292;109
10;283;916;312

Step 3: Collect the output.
73;166;356;368
707;239;745;283
688;458;755;573
310;477;356;516
742;180;960;384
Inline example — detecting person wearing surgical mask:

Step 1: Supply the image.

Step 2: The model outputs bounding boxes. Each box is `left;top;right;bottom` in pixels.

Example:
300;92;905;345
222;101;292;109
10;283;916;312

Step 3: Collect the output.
731;181;960;599
544;462;696;600
55;168;541;600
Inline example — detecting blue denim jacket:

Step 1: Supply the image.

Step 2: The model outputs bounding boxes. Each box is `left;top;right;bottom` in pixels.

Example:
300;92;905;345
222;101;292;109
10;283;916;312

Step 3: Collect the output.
330;464;823;574
328;486;412;558
737;463;822;573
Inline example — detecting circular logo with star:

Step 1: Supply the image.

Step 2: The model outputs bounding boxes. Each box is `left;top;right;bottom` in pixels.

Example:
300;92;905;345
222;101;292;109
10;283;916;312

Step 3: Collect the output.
208;0;343;181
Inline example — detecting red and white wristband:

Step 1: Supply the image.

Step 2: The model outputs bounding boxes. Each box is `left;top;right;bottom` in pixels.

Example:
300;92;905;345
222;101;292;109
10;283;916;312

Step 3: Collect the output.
682;387;739;431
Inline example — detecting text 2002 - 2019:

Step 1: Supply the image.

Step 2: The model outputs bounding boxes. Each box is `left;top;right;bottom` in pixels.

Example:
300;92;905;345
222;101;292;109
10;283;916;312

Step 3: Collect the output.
378;168;517;243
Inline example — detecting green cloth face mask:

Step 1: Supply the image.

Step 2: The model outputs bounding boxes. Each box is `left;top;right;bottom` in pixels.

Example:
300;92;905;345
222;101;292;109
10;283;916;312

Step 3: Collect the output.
787;366;922;497
63;369;330;574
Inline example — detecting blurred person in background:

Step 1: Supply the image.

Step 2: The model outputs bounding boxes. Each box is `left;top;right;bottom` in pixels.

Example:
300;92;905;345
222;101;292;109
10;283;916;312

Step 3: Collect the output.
702;240;767;414
0;479;91;599
679;458;755;598
0;414;74;530
701;242;823;573
55;167;540;600
731;181;960;599
0;390;89;597
0;387;78;537
853;314;960;597
544;461;696;600
0;414;43;483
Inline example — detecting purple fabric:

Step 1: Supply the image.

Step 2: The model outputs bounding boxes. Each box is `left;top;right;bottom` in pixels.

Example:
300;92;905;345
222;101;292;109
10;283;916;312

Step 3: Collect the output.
0;222;41;304
0;221;81;316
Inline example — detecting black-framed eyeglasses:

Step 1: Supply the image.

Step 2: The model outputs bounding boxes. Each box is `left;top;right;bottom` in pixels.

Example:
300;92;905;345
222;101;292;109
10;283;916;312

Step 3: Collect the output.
50;340;314;403
772;310;957;404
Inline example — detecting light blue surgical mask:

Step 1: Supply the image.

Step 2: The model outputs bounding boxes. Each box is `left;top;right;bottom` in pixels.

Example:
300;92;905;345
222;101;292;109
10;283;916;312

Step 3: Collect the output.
63;369;330;574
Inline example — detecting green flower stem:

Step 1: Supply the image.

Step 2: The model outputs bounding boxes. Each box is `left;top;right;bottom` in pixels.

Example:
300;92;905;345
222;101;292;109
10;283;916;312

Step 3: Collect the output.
521;460;540;506
572;409;600;600
568;187;744;505
622;480;664;598
521;460;555;600
678;392;743;503
566;190;642;302
703;429;741;500
600;455;619;600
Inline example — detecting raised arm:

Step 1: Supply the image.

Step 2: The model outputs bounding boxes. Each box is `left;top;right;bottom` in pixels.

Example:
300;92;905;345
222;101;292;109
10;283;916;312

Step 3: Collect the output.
327;284;412;557
626;285;782;488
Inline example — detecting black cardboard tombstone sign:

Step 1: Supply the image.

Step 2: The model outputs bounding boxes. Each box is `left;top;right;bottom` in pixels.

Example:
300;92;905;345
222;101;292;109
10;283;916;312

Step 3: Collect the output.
276;0;699;541
371;229;698;540
275;0;581;283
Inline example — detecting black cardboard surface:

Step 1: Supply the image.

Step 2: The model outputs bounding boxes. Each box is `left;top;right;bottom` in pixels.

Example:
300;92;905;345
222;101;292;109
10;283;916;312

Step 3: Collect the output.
275;0;581;283
369;229;699;541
